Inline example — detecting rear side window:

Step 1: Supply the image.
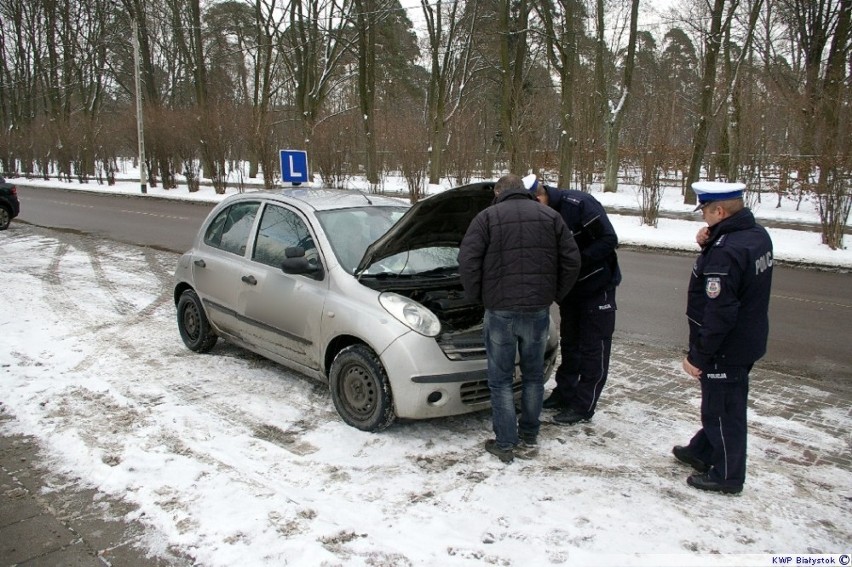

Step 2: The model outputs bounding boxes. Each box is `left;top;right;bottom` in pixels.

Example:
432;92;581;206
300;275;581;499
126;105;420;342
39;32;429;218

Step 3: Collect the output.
204;202;260;256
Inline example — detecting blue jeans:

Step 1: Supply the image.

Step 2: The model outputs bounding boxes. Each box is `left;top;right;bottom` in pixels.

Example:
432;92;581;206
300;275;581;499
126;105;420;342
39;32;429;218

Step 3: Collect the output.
484;309;550;449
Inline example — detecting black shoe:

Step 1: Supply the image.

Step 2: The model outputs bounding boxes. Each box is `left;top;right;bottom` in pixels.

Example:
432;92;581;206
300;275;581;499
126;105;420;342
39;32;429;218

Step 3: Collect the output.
542;392;568;410
484;439;514;463
519;432;538;445
672;445;710;473
552;408;593;425
687;473;743;494
514;440;539;460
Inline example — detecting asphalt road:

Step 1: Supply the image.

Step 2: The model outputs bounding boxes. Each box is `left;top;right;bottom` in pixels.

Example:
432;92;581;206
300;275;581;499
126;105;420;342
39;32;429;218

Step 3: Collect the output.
14;184;852;382
15;184;211;251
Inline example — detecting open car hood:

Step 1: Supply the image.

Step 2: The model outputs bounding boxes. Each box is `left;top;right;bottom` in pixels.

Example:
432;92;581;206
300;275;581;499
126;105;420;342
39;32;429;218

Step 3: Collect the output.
355;182;496;276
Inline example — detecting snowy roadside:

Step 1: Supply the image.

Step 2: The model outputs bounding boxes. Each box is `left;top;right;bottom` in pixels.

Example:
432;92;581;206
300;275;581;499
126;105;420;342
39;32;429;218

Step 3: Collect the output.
13;176;852;269
1;224;849;566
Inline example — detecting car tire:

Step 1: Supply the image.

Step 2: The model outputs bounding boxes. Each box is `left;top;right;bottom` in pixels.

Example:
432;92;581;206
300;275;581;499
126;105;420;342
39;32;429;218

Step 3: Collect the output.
0;206;10;230
177;289;218;353
329;344;395;432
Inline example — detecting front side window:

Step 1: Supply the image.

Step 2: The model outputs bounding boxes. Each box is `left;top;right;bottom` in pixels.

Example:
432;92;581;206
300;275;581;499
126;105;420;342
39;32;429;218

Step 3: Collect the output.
204;202;260;256
253;204;317;268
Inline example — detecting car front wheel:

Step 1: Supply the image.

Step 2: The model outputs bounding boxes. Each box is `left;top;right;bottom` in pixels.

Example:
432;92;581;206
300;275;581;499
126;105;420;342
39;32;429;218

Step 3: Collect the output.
177;289;218;353
329;345;395;432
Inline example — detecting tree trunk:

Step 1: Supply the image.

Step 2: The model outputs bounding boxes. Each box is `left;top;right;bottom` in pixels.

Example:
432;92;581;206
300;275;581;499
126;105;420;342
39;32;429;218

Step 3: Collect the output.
425;0;446;185
603;0;639;193
684;0;726;205
251;0;275;187
282;0;348;185
357;0;379;187
594;0;606;148
498;0;529;173
815;0;851;249
557;0;577;186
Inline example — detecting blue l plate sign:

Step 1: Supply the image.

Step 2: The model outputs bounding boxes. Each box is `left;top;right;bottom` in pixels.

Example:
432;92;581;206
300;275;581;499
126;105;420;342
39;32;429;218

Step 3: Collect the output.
280;150;309;184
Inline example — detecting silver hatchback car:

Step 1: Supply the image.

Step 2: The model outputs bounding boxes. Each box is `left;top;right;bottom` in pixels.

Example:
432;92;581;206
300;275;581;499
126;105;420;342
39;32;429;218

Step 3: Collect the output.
174;183;559;431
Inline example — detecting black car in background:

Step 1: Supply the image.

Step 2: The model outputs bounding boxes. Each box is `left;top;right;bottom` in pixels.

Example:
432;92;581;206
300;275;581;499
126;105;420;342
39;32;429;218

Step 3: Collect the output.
0;177;20;230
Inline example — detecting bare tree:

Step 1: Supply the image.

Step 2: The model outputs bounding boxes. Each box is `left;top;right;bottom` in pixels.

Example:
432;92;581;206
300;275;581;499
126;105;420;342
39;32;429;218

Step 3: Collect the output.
119;0;175;188
352;0;379;187
602;0;639;193
684;0;762;205
536;0;583;185
0;0;44;175
205;0;283;187
312;111;357;188
251;0;283;187
813;0;851;249
279;0;352;180
390;108;429;202
420;0;483;185
496;0;531;173
782;0;846;166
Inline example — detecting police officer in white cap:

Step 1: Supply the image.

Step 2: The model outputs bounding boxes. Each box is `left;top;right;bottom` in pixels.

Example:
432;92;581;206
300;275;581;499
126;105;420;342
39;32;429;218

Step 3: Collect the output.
673;181;774;494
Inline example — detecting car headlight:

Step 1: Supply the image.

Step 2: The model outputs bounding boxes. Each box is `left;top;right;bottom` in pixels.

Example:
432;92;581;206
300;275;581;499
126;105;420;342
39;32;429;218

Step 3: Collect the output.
379;292;441;337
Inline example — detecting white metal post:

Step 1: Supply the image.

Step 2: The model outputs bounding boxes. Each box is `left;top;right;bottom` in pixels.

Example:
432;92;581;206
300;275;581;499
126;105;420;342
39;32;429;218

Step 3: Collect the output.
131;17;147;194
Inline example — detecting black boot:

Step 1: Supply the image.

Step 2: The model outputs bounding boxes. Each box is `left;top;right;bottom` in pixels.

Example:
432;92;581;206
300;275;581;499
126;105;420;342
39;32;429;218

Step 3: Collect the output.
484;439;514;463
552;408;593;425
672;445;710;473
542;391;568;410
687;473;743;494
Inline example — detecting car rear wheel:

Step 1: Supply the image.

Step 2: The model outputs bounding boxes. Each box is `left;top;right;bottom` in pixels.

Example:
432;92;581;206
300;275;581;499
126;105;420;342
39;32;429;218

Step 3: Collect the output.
177;289;218;353
0;206;10;230
329;345;395;432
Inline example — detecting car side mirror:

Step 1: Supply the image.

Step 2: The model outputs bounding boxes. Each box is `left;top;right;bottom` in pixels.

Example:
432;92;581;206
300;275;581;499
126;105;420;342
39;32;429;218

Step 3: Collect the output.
281;246;324;279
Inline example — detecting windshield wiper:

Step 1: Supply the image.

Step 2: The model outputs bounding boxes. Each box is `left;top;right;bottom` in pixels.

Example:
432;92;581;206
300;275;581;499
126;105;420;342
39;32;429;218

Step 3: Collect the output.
413;266;458;277
366;272;414;279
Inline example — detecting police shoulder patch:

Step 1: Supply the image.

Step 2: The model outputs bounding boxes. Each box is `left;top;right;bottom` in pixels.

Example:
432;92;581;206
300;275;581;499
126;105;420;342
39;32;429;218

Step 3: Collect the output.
705;277;722;299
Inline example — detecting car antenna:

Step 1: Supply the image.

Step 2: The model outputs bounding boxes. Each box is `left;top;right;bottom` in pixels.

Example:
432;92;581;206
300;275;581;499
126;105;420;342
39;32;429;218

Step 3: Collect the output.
360;192;373;205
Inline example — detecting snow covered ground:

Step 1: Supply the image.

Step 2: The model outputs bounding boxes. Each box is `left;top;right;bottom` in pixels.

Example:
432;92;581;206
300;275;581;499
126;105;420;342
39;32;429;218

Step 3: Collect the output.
1;176;850;566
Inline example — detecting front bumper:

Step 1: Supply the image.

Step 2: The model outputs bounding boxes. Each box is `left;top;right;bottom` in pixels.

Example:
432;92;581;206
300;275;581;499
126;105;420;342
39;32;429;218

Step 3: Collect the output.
382;333;559;420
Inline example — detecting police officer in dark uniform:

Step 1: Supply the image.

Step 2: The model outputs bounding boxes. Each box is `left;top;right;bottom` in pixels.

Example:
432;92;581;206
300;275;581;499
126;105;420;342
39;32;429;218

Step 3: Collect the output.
523;175;622;425
674;181;774;494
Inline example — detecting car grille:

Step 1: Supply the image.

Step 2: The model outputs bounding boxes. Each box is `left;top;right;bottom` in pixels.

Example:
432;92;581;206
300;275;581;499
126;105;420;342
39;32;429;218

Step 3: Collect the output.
460;379;522;405
458;345;558;406
437;327;486;360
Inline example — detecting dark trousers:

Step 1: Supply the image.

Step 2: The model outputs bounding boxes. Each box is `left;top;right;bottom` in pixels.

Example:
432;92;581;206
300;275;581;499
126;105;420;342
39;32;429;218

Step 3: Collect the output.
687;368;751;486
553;289;616;415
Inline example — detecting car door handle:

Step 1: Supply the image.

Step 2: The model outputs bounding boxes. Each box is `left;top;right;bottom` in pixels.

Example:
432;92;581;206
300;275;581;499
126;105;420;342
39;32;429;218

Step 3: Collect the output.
194;259;206;268
241;275;257;285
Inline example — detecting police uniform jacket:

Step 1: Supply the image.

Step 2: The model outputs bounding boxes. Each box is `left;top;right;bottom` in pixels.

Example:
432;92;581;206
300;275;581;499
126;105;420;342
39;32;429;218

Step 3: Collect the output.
458;187;580;311
686;208;773;369
541;186;622;299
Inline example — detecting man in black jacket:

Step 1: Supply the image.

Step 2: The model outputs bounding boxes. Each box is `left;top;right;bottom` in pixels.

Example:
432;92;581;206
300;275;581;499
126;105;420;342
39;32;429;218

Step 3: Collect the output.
459;174;580;463
524;175;622;425
674;181;774;494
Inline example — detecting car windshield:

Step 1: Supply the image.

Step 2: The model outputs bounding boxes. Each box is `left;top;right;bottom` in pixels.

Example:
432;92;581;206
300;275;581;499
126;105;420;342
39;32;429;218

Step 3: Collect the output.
317;207;405;273
316;207;460;276
354;244;460;278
